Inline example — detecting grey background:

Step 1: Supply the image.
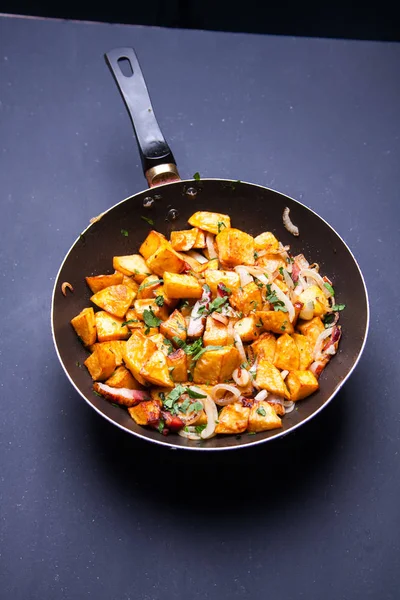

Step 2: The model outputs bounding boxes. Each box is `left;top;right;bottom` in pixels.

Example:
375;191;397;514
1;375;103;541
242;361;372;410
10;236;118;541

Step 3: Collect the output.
1;15;399;600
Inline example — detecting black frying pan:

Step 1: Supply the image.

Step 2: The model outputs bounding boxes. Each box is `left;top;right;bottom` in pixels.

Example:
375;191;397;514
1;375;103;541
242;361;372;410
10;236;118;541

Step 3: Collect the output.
51;48;369;451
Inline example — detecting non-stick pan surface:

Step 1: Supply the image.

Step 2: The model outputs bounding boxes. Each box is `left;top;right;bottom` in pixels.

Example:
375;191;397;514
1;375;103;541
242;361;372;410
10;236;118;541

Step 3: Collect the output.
52;176;369;450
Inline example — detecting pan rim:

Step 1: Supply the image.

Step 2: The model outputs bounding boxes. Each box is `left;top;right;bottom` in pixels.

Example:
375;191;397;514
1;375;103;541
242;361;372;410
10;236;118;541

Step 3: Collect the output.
51;178;370;451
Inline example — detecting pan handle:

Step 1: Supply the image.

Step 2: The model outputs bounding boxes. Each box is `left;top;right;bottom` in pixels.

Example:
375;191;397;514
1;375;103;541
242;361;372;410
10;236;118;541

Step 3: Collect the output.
105;47;180;187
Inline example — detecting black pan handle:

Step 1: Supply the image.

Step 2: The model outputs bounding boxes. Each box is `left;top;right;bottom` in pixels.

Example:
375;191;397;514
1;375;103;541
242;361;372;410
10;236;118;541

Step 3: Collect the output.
105;47;180;187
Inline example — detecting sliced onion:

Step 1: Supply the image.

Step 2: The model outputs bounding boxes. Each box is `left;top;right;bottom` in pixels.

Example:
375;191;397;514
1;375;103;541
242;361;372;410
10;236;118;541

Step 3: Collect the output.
211;384;241;406
234;266;253;287
283;207;299;236
232;368;250;387
280;370;289;380
310;359;328;377
200;395;219;439
233;331;247;363
254;389;268;401
270;282;295;322
187;250;208;264
255;249;267;258
211;312;229;326
246;267;270;286
227;319;235;345
178;426;201;441
282;268;294;291
299;268;332;298
299;300;314;320
313;327;334;359
206;233;217;259
294;254;309;270
283;400;295;413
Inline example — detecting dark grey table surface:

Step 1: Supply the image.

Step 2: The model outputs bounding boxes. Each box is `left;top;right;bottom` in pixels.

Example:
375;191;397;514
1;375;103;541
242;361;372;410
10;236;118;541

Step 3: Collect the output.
1;15;399;600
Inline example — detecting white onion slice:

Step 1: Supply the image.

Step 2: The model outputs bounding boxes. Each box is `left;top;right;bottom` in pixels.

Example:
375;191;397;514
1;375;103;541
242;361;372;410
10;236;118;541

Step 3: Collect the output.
283;207;299;236
186;250;208;264
234;266;254;287
299;300;314;320
283;400;295;413
232;368;250;387
206;233;217;259
269;282;295;322
299;268;332;298
313;327;334;359
255;249;267;258
178;427;201;441
280;370;289;380
254;389;268;401
233;331;247;363
246;267;270;286
282;268;294;291
211;312;229;325
211;384;241;406
200;395;219;439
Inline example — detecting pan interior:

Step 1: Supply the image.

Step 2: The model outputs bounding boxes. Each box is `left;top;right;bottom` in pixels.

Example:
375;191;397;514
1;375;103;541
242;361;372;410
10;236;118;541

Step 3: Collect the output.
52;179;368;450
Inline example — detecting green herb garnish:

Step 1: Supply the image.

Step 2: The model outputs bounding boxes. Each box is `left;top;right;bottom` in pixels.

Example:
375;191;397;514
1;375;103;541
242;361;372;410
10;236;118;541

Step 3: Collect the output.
256;406;267;417
93;390;102;397
163;338;175;354
193;172;201;181
217;221;227;234
155;295;165;307
121;229;129;237
138;278;163;292
158;419;165;433
141;215;155;226
188;401;204;413
332;303;346;311
254;251;259;260
219;283;231;294
324;282;335;296
75;361;81;368
121;319;137;327
143;307;161;331
208;296;228;314
186;389;207;399
195;424;207;434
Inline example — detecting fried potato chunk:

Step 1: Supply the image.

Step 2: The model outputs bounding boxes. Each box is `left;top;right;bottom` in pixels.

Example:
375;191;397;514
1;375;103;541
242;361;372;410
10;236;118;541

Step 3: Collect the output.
89;340;126;365
112;254;150;282
251;332;276;362
91;285;136;318
255;359;290;399
139;230;167;260
146;243;185;277
163;272;203;299
215;403;250;434
291;333;313;370
193;347;241;384
297;316;325;348
94;311;130;342
216;228;255;267
160;309;187;344
188;211;230;235
298;285;330;318
140;350;173;387
285;370;319;401
248;401;282;431
256;253;287;273
229;281;263;316
204;269;240;296
193;229;207;248
166;349;188;382
233;315;260;342
170;228;199;251
136;274;163;299
256;310;294;335
203;316;229;346
134;299;169;322
105;365;143;389
71;307;97;346
128;400;161;426
121;276;139;294
124;332;157;385
273;333;300;371
254;232;279;253
84;344;116;381
85;271;124;294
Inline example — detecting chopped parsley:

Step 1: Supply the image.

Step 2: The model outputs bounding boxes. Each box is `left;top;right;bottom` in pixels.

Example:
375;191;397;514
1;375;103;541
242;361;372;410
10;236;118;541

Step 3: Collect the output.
324;282;335;296
75;361;82;368
256;406;267;417
332;303;346;311
143;307;161;333
121;319;138;327
188;401;204;413
141;215;155;226
250;300;258;310
121;229;129;237
254;251;259;260
195;424;207;434
278;266;284;276
155;295;165;307
217;221;227;234
193;172;201;180
180;300;190;309
111;402;120;408
93;390;102;397
266;287;288;312
138;278;163;292
158;419;165;433
218;283;231;295
281;325;286;331
256;318;263;328
163;338;175;354
186;388;207;399
248;432;257;436
208;296;229;313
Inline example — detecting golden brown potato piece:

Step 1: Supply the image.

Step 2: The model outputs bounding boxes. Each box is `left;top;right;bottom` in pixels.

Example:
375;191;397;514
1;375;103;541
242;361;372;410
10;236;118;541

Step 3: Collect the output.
197;258;219;273
147;333;170;356
216;227;255;267
146;243;185;277
230;282;263;315
163;272;203;299
85;271;124;294
256;310;294;334
128;400;161;426
254;232;279;253
71;307;97;346
286;370;319;401
136;274;163;299
273;333;300;371
193;347;240;384
204;269;240;296
203;316;230;346
91;285;136;319
248;401;282;431
251;332;276;362
160;309;187;343
94;311;130;342
296;316;325;348
291;333;313;370
140;350;173;387
257;253;287;273
112;254;150;282
139;230;167;260
188;211;230;235
233;315;260;342
170;228;199;251
193;229;207;248
90;340;126;365
134;299;169;322
121;275;140;294
298;285;330;318
255;359;290;399
84;344;116;381
124;332;157;385
166;349;188;382
105;365;143;389
215;403;250;434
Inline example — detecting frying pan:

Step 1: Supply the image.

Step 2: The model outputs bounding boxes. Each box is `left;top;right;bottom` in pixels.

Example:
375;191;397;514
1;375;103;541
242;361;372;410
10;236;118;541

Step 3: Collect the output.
51;48;369;451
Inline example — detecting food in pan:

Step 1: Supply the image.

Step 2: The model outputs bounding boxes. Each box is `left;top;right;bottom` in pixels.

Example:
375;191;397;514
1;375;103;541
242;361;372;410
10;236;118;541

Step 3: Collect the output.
70;211;344;441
